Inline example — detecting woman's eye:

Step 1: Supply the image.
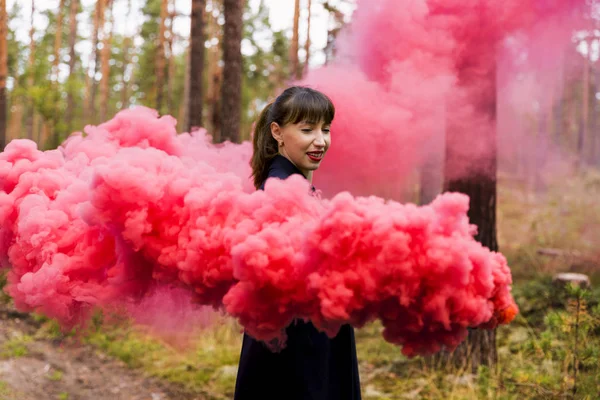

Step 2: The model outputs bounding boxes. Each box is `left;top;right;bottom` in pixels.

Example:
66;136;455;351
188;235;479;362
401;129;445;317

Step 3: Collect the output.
301;129;312;133
323;129;330;133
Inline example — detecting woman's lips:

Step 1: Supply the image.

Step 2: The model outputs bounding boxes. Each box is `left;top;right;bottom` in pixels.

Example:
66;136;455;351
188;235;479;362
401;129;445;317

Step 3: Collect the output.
307;151;324;161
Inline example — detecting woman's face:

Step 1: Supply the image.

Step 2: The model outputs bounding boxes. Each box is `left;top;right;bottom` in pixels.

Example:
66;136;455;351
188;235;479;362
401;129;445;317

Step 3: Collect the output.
271;120;331;177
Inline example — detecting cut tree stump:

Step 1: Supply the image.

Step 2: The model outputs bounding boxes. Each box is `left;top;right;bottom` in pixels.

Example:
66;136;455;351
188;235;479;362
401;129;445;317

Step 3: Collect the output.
552;273;591;289
537;248;584;258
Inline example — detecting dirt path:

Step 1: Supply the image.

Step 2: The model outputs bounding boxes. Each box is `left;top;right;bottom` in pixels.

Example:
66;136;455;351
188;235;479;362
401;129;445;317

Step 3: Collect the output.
0;305;200;400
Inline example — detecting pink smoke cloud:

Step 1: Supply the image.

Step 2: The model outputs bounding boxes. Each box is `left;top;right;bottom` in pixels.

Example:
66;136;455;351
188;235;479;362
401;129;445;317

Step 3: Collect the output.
1;108;517;356
303;0;588;195
5;0;589;355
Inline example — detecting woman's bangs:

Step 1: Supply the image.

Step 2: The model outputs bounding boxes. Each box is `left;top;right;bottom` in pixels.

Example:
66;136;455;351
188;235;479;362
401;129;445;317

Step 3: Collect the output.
284;91;335;126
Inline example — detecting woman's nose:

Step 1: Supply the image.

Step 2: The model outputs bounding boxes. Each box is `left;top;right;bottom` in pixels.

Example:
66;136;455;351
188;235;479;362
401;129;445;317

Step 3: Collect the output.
314;131;326;147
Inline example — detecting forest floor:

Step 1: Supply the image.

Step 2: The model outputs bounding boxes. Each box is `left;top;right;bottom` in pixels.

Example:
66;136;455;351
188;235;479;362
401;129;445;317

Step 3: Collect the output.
0;302;201;400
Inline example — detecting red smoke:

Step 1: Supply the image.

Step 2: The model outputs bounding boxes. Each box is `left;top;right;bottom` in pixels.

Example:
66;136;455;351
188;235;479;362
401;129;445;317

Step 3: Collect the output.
1;107;517;356
3;0;588;355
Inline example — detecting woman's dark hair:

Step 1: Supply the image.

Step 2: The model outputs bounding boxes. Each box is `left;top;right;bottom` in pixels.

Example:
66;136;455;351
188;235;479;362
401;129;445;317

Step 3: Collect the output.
251;86;335;189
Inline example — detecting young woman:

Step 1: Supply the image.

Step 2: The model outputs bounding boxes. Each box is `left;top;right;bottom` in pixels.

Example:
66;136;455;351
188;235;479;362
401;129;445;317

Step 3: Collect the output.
234;86;362;400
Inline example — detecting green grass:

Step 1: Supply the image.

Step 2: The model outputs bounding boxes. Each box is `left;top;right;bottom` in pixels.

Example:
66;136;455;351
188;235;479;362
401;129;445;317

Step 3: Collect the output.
0;334;32;359
48;370;63;382
0;381;10;398
81;314;242;399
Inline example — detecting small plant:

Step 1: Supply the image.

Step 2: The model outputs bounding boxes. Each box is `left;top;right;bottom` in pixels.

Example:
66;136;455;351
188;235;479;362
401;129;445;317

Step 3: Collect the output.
543;283;600;396
48;370;63;382
57;392;69;400
0;271;10;305
0;380;10;397
0;334;32;359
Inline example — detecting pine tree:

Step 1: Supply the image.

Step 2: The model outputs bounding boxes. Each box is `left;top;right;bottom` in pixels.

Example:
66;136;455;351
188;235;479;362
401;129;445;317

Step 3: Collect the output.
65;0;80;134
0;0;7;150
188;0;206;131
219;0;243;142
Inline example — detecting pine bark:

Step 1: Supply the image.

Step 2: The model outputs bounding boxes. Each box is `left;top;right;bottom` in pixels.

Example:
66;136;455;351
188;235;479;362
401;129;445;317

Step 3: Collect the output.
289;0;300;79
156;0;168;113
52;0;65;83
99;0;113;122
49;0;65;148
578;39;590;169
206;0;222;140
66;0;79;134
120;0;133;110
84;0;105;123
25;0;35;140
303;0;312;75
188;0;206;131
219;0;243;143
166;0;176;116
0;0;7;150
434;10;499;372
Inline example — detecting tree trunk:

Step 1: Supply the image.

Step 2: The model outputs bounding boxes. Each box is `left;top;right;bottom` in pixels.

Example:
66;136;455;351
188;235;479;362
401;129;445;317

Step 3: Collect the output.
65;0;79;134
547;81;555;141
49;0;65;148
33;112;41;146
219;0;242;143
99;0;113;122
206;0;222;141
121;36;132;109
52;0;65;83
7;102;23;143
533;110;546;193
209;68;222;141
436;12;499;372
0;0;7;151
179;49;190;132
25;0;35;140
120;0;133;110
84;0;105;123
323;3;344;65
554;67;565;147
303;0;312;75
592;60;600;166
91;0;106;122
156;0;168;113
578;39;590;169
438;169;499;372
188;0;206;132
39;120;49;148
419;107;445;205
166;0;176;116
289;0;300;79
426;165;499;370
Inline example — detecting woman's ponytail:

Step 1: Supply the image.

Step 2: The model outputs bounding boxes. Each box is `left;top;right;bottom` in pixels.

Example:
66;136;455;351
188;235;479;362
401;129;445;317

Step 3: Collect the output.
251;102;279;189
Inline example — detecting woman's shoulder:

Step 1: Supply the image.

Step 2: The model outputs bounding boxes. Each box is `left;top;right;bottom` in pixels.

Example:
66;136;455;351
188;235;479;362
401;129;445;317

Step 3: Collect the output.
272;155;301;174
260;155;304;189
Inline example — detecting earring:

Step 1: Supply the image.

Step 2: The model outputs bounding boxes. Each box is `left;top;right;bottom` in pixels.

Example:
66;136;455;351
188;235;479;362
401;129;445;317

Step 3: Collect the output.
278;141;283;147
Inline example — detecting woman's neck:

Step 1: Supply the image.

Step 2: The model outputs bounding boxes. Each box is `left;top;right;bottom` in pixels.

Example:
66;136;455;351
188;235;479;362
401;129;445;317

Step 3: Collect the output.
305;170;313;183
278;152;312;183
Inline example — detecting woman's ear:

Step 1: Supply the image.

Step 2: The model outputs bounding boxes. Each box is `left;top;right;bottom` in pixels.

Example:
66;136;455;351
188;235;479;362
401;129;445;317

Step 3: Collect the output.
271;122;283;143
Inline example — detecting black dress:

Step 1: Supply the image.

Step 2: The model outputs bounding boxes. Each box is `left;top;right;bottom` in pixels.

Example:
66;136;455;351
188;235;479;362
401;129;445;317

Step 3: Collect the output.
234;155;362;400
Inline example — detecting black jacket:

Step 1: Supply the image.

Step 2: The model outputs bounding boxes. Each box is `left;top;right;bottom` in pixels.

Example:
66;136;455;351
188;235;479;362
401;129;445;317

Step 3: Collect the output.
234;155;362;400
